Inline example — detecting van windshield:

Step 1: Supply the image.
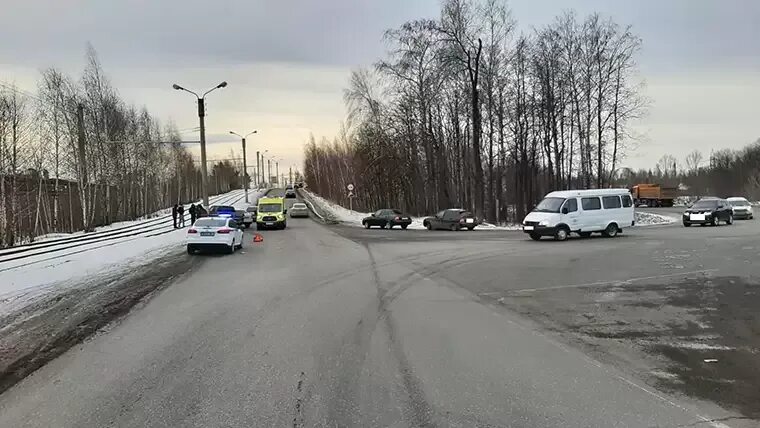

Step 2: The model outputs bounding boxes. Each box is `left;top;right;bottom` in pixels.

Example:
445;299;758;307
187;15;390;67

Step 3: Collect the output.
259;203;283;213
534;197;565;213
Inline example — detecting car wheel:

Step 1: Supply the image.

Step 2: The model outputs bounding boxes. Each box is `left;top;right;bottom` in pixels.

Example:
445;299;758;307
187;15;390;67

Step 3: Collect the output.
401;224;408;230
467;226;475;231
386;221;392;229
579;231;592;238
226;243;234;254
425;222;432;230
602;223;618;238
711;215;719;226
186;245;194;255
529;233;541;241
554;227;569;241
363;221;370;229
450;224;459;231
727;214;733;225
683;222;691;227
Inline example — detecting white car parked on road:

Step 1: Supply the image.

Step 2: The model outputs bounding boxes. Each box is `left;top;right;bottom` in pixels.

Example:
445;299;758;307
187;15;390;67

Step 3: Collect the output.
186;217;244;254
727;197;754;219
522;189;635;241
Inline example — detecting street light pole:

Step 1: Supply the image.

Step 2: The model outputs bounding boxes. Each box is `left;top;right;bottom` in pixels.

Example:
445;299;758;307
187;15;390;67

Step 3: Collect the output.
172;81;228;207
230;130;257;203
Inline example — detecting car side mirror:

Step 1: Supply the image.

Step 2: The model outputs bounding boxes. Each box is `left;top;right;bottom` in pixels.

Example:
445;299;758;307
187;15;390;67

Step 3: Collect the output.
561;207;569;214
371;213;375;217
284;209;288;214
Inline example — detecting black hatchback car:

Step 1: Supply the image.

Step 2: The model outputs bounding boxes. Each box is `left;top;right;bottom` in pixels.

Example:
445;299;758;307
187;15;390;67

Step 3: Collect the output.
362;209;412;229
423;209;478;231
683;198;733;227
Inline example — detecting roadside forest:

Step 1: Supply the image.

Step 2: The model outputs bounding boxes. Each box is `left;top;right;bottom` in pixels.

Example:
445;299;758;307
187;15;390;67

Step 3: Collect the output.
304;0;647;222
0;46;240;247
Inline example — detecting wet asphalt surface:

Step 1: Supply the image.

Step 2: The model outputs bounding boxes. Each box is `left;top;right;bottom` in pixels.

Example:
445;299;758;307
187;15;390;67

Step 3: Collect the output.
0;202;758;427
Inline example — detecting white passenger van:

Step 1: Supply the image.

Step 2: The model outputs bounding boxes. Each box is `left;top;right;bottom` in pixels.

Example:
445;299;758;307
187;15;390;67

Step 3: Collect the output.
522;189;635;241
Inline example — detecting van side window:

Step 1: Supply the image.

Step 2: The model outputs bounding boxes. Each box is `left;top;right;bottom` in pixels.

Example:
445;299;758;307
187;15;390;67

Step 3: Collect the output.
602;196;622;209
563;198;578;213
582;197;601;211
621;195;632;207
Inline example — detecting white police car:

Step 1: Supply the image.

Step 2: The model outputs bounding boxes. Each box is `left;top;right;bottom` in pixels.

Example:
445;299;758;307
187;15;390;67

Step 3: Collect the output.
186;216;244;254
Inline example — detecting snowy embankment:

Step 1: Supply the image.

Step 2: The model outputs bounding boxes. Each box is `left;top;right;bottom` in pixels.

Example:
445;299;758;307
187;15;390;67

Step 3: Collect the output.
634;211;678;226
0;188;264;394
301;190;521;230
0;189;261;315
302;190;676;229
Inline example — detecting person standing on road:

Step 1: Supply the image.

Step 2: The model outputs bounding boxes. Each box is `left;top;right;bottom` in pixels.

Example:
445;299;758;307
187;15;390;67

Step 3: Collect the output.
189;203;197;225
171;204;178;229
177;204;185;227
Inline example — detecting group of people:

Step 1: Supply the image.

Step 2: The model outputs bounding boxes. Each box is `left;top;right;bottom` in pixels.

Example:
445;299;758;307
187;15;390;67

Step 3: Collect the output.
172;203;206;228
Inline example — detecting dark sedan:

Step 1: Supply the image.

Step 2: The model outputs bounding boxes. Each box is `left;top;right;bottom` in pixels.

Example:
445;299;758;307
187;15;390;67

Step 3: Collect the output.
683;198;733;227
362;209;412;229
423;209;478;231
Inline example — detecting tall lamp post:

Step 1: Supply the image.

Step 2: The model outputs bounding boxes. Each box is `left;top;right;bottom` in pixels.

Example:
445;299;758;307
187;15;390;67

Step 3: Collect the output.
172;81;228;206
229;130;257;203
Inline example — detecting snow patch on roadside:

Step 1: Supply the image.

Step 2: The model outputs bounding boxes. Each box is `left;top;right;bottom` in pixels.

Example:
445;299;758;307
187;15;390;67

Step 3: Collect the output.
303;190;521;230
635;211;678;226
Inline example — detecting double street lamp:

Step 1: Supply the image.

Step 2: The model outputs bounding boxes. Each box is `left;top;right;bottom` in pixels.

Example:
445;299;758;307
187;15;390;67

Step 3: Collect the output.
172;81;228;206
229;130;257;203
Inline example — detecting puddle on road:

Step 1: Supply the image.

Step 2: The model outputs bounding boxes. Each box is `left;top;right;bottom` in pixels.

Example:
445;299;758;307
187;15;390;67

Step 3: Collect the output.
492;275;760;419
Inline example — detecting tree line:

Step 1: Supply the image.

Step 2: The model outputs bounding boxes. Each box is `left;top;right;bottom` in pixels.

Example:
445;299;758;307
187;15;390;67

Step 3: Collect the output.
0;45;241;247
617;142;760;201
304;0;646;222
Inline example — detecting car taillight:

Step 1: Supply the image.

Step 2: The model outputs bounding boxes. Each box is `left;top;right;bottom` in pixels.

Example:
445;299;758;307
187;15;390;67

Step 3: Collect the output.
395;216;400;221
217;228;232;234
459;218;466;223
187;229;197;234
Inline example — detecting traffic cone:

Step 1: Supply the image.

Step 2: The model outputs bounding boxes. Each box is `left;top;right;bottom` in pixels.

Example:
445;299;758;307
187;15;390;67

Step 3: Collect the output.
253;233;264;243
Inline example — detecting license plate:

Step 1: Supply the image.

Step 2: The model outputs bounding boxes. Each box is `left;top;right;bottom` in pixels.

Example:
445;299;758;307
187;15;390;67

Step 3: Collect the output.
690;214;705;221
466;218;474;223
523;226;534;231
266;222;274;226
200;232;215;236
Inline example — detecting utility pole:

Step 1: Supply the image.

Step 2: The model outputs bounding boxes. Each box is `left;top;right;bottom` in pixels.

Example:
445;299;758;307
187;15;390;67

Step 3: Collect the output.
255;151;260;189
172;81;227;207
267;159;272;185
275;161;279;186
230;130;256;203
197;98;209;206
289;166;292;186
242;137;248;202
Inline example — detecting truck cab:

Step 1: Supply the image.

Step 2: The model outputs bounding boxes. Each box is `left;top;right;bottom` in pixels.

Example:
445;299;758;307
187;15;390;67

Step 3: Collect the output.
256;197;287;230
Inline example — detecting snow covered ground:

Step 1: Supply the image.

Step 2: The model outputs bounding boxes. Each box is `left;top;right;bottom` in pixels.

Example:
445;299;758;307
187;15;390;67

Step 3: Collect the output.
634;211;678;226
303;190;676;229
303;190;520;231
0;189;262;316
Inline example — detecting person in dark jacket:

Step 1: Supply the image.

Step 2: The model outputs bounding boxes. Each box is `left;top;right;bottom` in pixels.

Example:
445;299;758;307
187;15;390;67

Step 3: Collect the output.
171;204;178;228
177;204;185;227
189;203;197;225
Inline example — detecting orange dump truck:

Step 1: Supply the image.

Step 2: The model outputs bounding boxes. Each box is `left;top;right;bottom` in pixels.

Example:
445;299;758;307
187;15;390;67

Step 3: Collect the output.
630;184;677;207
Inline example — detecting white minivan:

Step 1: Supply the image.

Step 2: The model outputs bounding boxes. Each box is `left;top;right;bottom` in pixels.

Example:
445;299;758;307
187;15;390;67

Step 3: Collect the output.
522;189;635;241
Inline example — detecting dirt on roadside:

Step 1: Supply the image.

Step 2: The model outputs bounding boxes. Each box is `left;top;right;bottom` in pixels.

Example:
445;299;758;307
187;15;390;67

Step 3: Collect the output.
0;249;199;395
490;274;760;420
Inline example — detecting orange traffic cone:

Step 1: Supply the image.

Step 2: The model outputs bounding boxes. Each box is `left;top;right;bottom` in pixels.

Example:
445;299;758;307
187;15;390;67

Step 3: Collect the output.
253;233;264;243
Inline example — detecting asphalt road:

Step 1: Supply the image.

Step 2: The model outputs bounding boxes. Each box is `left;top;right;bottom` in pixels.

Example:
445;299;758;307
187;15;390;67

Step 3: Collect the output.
0;201;757;426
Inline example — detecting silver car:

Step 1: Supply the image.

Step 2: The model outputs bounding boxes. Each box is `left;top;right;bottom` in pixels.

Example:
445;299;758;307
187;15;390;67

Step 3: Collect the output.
289;202;309;218
727;197;754;219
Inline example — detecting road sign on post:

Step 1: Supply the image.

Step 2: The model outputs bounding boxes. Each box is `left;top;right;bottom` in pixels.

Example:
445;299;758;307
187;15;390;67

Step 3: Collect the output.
347;183;354;191
348;191;355;211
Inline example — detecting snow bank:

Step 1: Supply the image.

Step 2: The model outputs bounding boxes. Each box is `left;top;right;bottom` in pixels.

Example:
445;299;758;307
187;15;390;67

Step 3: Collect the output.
635;211;678;226
302;190;521;230
0;189;251;316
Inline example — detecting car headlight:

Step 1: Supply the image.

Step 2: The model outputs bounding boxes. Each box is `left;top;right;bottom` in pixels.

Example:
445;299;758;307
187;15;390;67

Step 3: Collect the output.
539;220;549;226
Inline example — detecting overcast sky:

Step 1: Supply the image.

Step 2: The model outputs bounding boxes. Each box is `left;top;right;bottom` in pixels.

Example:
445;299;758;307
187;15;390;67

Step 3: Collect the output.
1;0;758;172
